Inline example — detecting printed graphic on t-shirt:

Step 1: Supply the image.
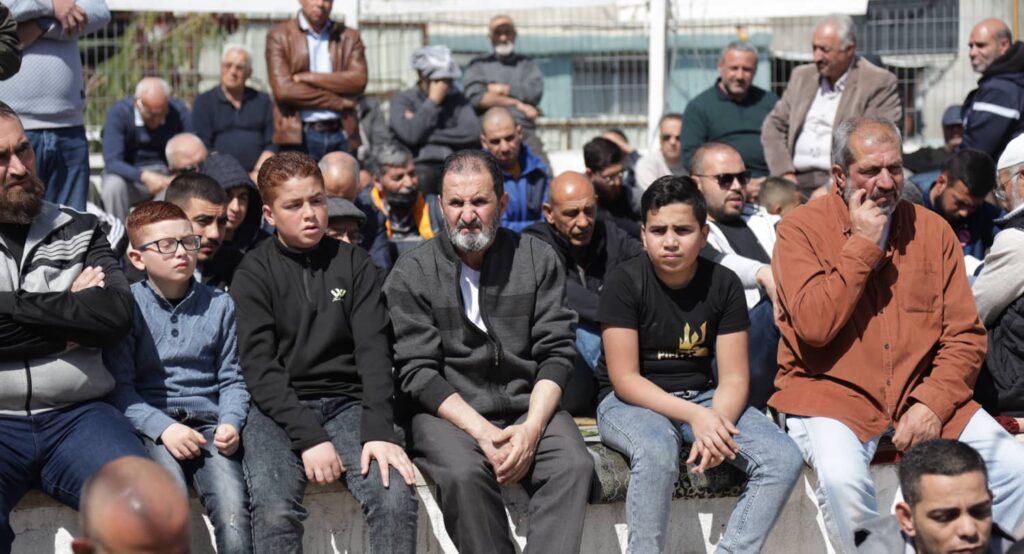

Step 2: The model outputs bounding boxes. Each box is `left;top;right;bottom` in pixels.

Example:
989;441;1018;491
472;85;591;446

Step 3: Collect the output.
654;322;710;359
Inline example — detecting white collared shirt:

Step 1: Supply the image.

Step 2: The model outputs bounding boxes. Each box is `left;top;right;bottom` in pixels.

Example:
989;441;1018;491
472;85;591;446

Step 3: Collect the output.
792;69;851;172
297;12;337;123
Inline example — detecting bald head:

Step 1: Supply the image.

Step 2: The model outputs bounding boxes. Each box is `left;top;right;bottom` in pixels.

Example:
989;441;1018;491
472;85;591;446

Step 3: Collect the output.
549;171;595;204
135;77;172;130
319;151;360;200
481;107;516;131
73;456;191;554
165;133;207;174
543;171;598;248
481;107;522;170
969;18;1013;73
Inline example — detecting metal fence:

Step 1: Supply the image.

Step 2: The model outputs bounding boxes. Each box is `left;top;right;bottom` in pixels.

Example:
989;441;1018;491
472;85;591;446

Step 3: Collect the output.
76;0;1018;154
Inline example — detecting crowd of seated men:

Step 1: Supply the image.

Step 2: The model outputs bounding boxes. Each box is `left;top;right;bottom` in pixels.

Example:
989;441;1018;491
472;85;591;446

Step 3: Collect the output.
3;3;1024;553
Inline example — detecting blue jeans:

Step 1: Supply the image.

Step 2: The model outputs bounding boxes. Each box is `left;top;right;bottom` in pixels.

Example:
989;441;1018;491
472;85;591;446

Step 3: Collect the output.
145;411;251;553
27;126;90;211
597;390;803;553
787;409;1024;554
285;127;348;162
746;298;781;410
242;397;417;554
0;401;146;553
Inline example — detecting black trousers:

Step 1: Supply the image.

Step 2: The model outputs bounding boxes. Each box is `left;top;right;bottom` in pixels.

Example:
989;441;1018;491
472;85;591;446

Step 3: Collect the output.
409;410;593;554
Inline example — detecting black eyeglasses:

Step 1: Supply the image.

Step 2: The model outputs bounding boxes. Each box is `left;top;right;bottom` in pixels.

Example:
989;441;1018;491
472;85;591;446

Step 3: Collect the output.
694;171;751;189
137;235;202;254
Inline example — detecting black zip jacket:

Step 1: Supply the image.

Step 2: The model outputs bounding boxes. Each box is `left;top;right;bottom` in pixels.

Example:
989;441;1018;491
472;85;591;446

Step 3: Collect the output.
230;236;397;450
523;219;644;327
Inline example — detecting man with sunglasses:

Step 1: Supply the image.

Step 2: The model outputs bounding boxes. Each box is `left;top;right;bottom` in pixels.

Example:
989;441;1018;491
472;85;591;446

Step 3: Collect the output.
635;113;687;190
691;142;781;410
0;101;147;552
973;135;1024;432
101;77;192;222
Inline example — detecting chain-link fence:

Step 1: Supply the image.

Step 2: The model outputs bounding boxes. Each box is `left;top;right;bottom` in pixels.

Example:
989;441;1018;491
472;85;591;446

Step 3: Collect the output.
76;0;1019;154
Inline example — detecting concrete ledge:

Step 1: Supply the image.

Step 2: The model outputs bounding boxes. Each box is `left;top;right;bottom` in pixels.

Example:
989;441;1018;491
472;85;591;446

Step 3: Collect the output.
12;464;899;554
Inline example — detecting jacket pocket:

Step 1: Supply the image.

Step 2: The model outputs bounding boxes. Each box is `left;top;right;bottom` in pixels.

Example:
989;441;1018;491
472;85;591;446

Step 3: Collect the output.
900;262;939;313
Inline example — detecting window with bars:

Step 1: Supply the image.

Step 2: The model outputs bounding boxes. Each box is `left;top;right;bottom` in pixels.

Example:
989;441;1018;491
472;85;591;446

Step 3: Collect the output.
858;0;960;56
571;55;648;117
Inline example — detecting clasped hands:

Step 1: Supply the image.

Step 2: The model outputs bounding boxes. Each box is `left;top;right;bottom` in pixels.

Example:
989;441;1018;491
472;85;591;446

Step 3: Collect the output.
476;421;542;485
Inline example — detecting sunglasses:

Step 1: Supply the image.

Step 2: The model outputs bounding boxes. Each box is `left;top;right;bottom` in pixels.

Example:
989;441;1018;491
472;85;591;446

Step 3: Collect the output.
660;134;681;142
694;171;751;189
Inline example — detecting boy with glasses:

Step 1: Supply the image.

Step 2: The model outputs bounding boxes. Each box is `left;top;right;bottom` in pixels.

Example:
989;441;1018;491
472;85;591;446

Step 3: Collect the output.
103;200;252;553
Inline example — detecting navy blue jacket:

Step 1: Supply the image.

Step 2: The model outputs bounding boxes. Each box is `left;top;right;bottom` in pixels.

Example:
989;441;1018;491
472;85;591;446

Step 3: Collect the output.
961;41;1024;160
101;96;192;183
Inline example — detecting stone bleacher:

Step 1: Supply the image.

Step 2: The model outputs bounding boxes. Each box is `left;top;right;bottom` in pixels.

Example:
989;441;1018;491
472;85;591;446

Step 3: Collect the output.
12;425;901;554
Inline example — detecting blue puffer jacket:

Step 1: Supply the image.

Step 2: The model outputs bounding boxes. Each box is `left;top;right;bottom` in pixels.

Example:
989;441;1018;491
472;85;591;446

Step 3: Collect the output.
961;41;1024;160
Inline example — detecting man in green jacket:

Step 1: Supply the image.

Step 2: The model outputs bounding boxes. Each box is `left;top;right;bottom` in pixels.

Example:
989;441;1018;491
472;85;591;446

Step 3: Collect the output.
681;41;778;180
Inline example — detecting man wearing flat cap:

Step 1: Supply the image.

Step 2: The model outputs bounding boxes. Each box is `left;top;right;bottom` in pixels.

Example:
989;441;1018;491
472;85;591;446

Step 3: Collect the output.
326;196;367;245
390;45;481;195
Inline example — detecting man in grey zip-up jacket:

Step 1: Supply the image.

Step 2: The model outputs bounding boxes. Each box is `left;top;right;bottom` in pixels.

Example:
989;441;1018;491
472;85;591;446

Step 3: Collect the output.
384;150;593;554
0;102;145;553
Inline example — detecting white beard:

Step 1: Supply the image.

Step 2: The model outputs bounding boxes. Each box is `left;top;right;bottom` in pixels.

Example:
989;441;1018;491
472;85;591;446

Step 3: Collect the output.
494;42;514;57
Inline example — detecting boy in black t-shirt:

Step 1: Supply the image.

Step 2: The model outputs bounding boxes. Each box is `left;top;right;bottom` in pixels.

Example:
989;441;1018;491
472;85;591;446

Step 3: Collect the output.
595;176;803;553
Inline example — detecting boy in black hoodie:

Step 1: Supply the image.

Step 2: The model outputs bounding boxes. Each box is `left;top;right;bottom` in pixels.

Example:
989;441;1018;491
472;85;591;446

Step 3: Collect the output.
230;151;418;554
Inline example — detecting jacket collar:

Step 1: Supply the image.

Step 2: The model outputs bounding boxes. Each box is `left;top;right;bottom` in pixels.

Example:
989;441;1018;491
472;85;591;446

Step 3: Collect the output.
23;202;72;264
138;278;199;313
272;233;332;262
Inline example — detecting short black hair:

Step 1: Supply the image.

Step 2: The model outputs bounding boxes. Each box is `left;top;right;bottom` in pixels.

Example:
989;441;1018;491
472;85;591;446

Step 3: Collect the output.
604;128;628;142
899;440;988;506
165;172;228;208
943;148;997;198
583;137;623;171
641;175;707;226
441;150;504;199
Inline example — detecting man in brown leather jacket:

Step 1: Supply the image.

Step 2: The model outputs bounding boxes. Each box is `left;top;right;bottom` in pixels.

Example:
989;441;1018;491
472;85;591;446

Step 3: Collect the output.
266;0;368;161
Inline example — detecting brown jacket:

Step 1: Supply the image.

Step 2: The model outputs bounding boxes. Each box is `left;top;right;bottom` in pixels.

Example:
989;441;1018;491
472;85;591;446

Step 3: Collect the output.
769;190;985;442
760;57;901;176
265;18;368;146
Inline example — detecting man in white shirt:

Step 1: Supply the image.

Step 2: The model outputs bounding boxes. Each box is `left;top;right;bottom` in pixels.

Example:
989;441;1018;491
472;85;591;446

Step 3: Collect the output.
635;113;688;190
691;142;780;409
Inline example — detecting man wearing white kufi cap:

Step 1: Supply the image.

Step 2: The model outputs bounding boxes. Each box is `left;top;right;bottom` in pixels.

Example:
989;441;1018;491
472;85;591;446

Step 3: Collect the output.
972;133;1024;432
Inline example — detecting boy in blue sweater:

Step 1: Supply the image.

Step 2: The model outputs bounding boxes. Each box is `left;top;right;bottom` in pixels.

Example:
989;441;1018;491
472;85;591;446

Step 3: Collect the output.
103;201;251;552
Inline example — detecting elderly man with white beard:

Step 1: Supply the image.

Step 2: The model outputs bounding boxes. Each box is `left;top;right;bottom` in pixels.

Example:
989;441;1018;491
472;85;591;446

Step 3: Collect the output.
384;149;593;554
